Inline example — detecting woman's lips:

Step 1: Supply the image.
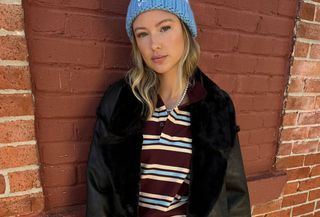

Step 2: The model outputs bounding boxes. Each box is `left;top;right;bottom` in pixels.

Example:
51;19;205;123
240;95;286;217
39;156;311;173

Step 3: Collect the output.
152;55;167;64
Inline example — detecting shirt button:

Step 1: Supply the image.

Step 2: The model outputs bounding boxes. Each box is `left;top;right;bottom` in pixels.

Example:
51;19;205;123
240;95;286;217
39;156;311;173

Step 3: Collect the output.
160;122;164;128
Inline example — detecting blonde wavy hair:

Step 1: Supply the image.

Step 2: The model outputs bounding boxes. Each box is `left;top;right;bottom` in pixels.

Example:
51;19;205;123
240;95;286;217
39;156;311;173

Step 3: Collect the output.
125;18;201;119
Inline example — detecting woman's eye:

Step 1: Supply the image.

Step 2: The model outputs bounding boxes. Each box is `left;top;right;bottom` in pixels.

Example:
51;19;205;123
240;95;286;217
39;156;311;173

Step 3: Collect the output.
161;26;171;32
137;32;147;38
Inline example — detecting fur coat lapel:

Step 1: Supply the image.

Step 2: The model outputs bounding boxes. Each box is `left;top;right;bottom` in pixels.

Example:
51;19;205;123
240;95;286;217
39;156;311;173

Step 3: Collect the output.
103;67;236;217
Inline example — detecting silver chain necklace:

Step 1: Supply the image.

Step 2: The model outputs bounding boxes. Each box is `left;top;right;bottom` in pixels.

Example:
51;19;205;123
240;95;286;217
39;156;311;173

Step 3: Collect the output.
166;82;189;113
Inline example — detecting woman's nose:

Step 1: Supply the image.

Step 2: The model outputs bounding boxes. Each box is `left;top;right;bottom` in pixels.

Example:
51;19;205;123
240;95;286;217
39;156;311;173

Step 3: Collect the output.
151;35;161;50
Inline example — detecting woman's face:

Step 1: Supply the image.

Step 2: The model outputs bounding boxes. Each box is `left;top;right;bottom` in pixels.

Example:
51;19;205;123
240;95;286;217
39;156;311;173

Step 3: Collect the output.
132;9;185;76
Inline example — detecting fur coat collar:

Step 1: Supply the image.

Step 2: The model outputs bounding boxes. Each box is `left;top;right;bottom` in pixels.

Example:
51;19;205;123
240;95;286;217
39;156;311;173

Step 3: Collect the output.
91;66;238;217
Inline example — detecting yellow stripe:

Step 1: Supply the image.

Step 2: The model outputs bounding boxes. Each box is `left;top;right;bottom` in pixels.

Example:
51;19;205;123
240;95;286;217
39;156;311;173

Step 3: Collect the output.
141;175;184;184
142;145;192;154
161;132;192;143
168;115;190;126
140;163;190;173
139;200;187;212
139;191;173;201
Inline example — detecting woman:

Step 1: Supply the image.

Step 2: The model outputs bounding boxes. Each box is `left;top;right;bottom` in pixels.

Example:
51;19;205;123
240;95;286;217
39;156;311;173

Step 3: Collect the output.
86;0;251;216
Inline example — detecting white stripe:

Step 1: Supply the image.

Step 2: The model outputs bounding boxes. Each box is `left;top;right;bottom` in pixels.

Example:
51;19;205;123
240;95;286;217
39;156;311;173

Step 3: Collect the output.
168;115;190;126
161;133;192;143
139;200;187;212
155;105;166;112
140;163;190;173
174;108;190;116
139;191;173;201
143;134;160;139
142;145;192;154
148;116;167;122
141;175;184;184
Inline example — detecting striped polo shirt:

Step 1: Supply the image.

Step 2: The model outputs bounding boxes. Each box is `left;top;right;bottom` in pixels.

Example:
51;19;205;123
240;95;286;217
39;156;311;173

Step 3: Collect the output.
138;80;207;217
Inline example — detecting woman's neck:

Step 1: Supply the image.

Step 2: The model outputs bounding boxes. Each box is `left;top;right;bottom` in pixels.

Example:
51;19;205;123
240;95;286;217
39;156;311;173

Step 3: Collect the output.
158;73;188;109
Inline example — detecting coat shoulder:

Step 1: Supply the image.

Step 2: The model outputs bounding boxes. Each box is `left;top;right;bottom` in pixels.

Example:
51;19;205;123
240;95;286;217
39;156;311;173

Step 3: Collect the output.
96;78;127;121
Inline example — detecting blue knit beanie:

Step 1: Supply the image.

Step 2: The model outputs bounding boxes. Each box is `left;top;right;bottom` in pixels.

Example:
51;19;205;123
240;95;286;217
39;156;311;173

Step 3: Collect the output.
125;0;197;41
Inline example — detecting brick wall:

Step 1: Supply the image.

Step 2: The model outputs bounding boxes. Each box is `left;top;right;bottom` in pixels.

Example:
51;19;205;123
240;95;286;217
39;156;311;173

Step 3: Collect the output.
251;0;320;216
0;0;44;216
1;0;319;216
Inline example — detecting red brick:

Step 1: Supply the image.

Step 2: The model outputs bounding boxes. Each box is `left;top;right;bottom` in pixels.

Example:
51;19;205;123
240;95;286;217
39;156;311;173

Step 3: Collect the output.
41;165;76;187
298;111;320;125
33;0;100;9
101;0;128;15
31;38;103;67
282;193;308;207
286;96;315;110
282;182;299;194
252;198;282;215
77;164;87;184
310;44;320;59
37;94;98;118
316;6;320;22
292;141;318;154
265;209;291;217
309;189;320;201
238;34;289;56
28;7;65;34
104;44;132;69
277;143;292;156
250;128;277;144
259;15;294;37
300;2;316;21
0;36;28;61
0;66;31;89
298;177;320;191
316;97;320;109
40;142;77;164
310;165;320;176
269;75;285;92
281;127;309;141
292;60;320;77
9;170;41;192
286;167;310;181
222;7;261;33
0;94;34;117
237;113;264;130
294;41;309;57
0;193;44;216
305;79;320;92
0;174;5;193
45;185;86;209
211;74;237;93
309;126;320;138
304;153;320;165
237;75;269;93
292;202;315;216
297;22;320;40
0;120;35;143
288;78;305;92
278;0;298;17
282;112;298;126
252;95;281;111
37;118;94;142
0;146;38;169
242;146;259;161
263;113;281;128
66;14;127;43
276;155;305;169
0;4;23;31
256;57;287;75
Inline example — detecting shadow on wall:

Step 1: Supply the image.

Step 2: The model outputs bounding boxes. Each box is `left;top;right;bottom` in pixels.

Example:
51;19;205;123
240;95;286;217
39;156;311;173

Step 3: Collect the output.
22;0;131;215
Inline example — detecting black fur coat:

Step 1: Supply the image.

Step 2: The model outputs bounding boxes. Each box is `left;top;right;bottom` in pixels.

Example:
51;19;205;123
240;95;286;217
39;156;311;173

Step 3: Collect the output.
86;67;251;217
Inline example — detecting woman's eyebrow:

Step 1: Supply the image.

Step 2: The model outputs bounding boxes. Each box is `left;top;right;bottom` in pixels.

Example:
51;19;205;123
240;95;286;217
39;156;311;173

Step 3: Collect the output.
134;18;174;32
